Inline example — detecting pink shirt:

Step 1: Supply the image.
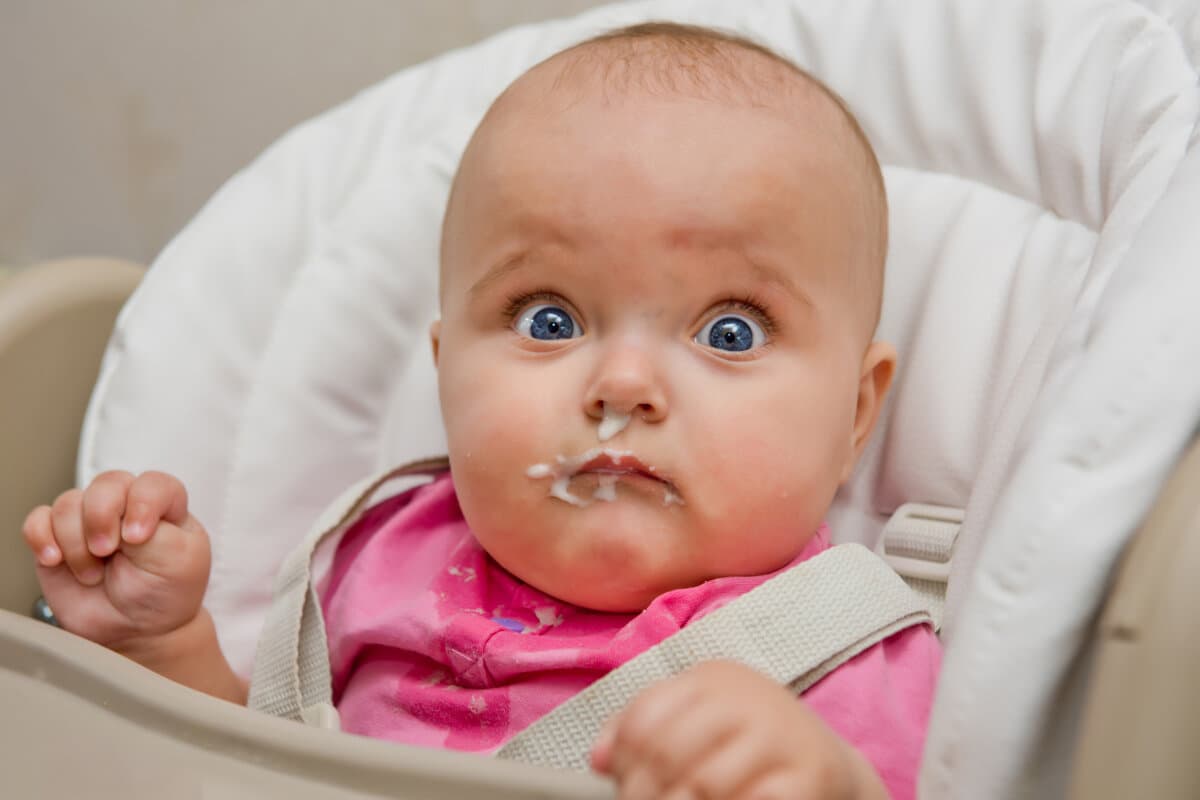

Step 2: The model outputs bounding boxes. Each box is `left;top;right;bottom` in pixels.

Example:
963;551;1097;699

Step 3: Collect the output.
323;473;940;799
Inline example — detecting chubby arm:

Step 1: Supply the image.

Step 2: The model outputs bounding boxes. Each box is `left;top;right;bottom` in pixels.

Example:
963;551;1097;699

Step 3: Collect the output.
591;660;890;800
22;470;247;704
113;608;249;705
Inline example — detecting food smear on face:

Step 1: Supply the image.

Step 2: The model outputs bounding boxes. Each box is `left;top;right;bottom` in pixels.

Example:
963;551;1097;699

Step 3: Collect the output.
525;448;683;507
597;406;632;442
593;474;618;502
549;474;590;507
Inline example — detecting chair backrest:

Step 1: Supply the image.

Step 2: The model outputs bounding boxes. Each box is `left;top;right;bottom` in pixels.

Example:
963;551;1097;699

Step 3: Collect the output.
0;259;143;614
78;0;1200;796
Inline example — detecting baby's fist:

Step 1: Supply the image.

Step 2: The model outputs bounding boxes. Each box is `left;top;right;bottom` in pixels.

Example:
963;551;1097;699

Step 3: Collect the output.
591;660;886;800
22;470;210;649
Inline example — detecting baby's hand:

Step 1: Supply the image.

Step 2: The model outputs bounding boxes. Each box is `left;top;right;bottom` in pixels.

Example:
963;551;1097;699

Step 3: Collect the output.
591;660;888;800
21;471;210;650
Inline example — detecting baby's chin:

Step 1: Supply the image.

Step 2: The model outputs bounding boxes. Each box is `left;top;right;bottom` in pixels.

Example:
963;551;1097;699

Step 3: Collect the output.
520;568;682;613
480;523;702;612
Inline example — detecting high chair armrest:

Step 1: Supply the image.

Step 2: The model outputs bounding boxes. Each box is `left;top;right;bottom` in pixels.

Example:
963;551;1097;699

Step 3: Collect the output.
1069;434;1200;799
0;609;612;798
0;258;144;616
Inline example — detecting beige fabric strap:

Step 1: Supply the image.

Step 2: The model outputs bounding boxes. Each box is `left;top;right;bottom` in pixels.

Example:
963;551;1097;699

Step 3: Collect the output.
875;502;963;631
497;543;932;771
247;457;448;724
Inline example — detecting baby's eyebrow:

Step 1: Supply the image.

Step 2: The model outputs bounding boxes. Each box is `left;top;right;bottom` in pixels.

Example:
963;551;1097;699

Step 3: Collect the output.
467;244;815;309
743;256;815;310
469;251;531;298
664;225;816;309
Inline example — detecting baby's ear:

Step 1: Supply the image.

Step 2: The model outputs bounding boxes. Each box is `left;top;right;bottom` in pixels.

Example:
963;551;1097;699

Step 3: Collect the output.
841;340;897;483
429;320;442;366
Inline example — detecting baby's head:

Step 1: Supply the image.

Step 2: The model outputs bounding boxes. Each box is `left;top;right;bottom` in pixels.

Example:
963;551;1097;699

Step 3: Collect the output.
431;23;894;611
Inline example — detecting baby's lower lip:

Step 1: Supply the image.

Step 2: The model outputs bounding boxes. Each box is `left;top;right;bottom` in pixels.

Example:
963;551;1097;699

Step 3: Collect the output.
572;469;669;492
579;467;658;479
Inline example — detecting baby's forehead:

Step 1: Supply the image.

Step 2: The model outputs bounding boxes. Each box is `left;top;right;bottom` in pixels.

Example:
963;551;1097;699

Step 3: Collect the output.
501;35;839;133
470;53;839;198
471;37;873;212
445;29;888;336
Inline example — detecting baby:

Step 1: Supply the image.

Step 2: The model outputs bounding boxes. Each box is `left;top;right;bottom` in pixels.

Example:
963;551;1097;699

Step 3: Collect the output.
22;23;939;800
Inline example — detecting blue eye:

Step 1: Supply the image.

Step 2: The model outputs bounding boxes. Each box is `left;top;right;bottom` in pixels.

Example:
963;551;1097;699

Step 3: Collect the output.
515;304;580;340
697;315;765;353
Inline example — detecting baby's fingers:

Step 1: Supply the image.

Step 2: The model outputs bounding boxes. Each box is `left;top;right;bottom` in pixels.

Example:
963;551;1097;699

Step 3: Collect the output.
121;471;190;544
22;505;61;567
81;470;135;557
593;675;708;796
49;490;105;585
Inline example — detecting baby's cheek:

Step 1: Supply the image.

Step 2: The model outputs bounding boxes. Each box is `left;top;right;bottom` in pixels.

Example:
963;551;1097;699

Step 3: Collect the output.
446;405;534;491
443;359;534;446
441;362;559;513
456;401;550;467
689;408;823;555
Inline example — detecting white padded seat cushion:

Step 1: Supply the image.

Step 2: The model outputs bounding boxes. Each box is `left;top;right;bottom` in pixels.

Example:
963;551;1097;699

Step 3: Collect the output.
79;0;1200;797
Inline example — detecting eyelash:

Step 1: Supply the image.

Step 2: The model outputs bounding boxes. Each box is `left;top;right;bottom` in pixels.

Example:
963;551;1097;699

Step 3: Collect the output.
501;290;779;337
502;289;568;324
708;294;778;337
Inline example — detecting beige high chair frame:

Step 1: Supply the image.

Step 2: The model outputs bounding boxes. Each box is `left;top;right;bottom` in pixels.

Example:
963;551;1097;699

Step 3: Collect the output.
1;257;1198;798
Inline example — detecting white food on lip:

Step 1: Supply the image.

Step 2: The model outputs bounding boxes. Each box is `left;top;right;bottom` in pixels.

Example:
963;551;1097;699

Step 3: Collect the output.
549;475;589;506
528;447;675;507
593;474;618;502
597;407;632;442
525;448;634;480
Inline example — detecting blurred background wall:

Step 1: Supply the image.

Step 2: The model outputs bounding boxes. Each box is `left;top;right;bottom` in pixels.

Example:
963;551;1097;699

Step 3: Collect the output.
0;0;612;267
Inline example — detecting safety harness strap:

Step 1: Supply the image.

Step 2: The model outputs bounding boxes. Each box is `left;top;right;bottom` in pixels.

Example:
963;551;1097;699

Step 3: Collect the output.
875;502;964;631
247;458;448;725
497;543;932;771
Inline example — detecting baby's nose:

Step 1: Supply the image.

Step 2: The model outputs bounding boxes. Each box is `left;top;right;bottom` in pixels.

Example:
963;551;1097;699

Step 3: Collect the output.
582;348;668;428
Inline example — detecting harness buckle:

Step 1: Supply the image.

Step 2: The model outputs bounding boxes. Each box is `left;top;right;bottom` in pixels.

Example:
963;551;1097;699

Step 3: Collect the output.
876;502;964;583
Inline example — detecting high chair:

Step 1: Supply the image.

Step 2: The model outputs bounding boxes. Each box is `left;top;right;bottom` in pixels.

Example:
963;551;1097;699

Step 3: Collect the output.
3;0;1200;796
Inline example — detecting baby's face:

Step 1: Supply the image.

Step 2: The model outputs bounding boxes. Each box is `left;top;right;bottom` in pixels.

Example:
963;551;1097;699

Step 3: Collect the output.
433;80;892;611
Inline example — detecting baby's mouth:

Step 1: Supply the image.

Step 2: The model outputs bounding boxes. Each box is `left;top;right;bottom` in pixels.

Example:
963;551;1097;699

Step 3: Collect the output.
578;451;662;480
526;448;684;507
